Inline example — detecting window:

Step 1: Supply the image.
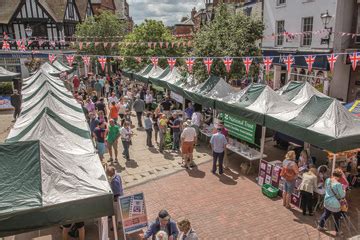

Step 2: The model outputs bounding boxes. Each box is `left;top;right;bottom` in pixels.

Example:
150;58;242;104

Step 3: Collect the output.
276;20;285;46
356;5;360;43
277;0;286;6
302;17;313;46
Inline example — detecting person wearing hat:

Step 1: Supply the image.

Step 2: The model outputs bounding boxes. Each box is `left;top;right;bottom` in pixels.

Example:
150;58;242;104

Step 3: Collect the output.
180;120;197;168
210;127;228;175
141;210;178;240
10;89;21;122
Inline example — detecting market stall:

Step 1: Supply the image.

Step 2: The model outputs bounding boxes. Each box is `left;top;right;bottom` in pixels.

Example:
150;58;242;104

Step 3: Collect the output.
0;65;113;236
0;66;20;82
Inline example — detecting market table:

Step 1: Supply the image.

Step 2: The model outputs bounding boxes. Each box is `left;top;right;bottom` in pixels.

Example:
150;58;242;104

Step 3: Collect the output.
226;144;267;174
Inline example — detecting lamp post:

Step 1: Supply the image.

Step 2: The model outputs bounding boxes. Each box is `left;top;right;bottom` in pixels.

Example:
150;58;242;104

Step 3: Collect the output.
25;25;33;38
320;10;332;47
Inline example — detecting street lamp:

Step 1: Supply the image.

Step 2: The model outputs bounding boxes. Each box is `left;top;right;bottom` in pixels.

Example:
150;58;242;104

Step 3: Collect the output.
25;25;32;38
320;10;332;47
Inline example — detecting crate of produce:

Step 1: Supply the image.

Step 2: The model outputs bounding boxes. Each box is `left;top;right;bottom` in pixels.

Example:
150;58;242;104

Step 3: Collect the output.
262;184;279;198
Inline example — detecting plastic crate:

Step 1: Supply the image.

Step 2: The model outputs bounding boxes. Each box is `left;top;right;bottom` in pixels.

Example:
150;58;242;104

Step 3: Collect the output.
262;184;279;198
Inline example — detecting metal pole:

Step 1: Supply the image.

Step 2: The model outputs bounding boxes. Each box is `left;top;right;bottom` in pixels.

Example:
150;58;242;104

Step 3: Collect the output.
331;153;337;174
260;126;266;160
213;109;217;125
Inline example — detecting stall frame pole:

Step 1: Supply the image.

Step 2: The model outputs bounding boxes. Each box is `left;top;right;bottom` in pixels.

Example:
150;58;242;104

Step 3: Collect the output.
213;109;217;125
260;126;266;160
331;154;337;174
182;96;185;112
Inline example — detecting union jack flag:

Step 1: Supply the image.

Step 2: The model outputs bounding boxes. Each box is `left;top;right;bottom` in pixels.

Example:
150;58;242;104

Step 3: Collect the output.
203;57;213;75
66;55;75;67
151;57;159;68
167;58;176;71
2;40;10;50
82;56;91;66
185;57;195;73
223;57;233;73
98;56;107;71
48;54;56;64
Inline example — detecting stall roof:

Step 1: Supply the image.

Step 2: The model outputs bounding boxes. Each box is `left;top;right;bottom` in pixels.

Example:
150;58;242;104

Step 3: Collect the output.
0;66;113;236
266;95;360;152
133;65;153;82
277;81;328;105
51;60;73;73
0;66;20;82
215;83;297;124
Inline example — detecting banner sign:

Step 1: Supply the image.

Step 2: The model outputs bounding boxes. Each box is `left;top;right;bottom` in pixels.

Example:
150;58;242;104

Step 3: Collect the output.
119;192;148;234
170;91;184;104
220;113;256;144
0;96;14;110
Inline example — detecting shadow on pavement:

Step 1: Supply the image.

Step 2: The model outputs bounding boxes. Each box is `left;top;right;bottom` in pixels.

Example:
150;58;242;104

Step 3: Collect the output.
125;159;139;168
163;152;175;160
224;168;240;180
218;174;237;185
186;167;206;178
148;147;159;154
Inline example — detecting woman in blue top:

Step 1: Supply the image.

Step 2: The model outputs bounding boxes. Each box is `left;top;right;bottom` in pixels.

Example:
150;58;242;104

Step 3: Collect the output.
318;168;346;236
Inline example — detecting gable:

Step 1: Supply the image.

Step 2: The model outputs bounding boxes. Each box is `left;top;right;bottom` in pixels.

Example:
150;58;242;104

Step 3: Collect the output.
15;0;51;20
64;0;80;22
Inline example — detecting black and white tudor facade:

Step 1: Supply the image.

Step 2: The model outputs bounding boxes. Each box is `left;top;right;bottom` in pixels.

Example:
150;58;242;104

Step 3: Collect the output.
0;0;93;43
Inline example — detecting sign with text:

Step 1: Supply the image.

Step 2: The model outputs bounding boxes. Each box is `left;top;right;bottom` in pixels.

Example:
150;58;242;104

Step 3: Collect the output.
221;113;256;144
119;192;148;234
0;96;14;110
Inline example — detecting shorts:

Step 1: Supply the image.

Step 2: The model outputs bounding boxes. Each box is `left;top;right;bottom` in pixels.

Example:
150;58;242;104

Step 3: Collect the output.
62;222;85;228
284;181;295;194
107;140;118;148
97;142;105;156
182;141;194;154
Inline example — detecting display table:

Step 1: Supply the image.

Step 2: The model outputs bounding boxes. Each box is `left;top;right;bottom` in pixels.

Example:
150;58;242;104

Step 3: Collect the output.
226;144;267;174
199;125;214;142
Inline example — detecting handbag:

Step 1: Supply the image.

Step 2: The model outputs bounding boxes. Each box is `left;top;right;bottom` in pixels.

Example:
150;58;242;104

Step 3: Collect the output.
329;181;348;212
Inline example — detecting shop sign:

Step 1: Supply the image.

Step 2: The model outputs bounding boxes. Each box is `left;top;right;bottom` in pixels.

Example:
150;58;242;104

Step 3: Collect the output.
220;113;256;144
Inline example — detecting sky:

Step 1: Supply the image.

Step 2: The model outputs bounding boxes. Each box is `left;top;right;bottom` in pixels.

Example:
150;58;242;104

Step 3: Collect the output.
127;0;205;26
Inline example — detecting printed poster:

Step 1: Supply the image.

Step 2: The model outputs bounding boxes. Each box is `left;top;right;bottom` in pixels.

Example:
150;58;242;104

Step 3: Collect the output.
266;164;272;175
265;175;272;185
119;192;148;234
271;166;281;185
260;160;267;171
258;176;264;186
0;96;14;110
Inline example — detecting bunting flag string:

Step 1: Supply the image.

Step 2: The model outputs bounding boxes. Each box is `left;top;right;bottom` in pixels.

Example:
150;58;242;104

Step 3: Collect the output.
2;40;10;50
48;54;56;64
186;57;195;73
98;56;107;71
82;56;91;66
263;57;273;75
16;40;22;48
283;55;294;75
327;54;338;72
167;58;176;71
242;57;253;75
50;41;56;48
305;55;316;73
349;52;360;71
151;57;159;69
203;57;213;75
223;57;233;73
66;55;75;67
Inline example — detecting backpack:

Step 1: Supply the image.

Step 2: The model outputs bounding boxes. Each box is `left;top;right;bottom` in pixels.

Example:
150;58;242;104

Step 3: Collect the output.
280;162;296;181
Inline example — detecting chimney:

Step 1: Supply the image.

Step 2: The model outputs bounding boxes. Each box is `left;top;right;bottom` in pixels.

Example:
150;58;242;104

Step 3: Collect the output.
191;7;196;19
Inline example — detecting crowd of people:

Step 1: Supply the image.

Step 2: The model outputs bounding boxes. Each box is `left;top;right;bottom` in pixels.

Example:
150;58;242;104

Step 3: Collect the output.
280;150;350;236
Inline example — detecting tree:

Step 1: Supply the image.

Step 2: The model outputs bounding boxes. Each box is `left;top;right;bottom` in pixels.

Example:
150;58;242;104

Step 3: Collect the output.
75;11;127;55
119;20;187;71
192;4;264;82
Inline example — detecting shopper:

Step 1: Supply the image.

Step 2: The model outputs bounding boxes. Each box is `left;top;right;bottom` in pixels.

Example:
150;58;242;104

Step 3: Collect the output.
10;89;21;122
109;101;119;123
117;98;126;126
318;169;346;236
72;75;80;92
280;150;299;209
171;112;181;151
93;121;106;162
108;92;119;107
158;114;168;153
299;167;318;215
153;109;160;144
106;119;120;163
298;149;311;172
216;121;229;169
94;80;102;98
177;218;198;240
210;127;227;175
85;98;95;114
133;95;145;128
144;112;154;147
96;98;107;116
145;90;153;111
120;121;132;161
89;112;99;137
106;166;124;200
180;120;197;168
141;210;179;240
160;96;172;116
184;102;194;119
191;110;202;141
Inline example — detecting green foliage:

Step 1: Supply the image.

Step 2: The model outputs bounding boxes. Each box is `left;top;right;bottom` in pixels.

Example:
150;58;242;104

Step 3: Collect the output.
119;20;187;71
192;4;264;82
75;11;127;55
0;82;13;94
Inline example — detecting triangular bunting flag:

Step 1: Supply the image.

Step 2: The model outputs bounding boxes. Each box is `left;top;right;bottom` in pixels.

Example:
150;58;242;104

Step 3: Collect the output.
223;57;233;73
349;52;360;71
48;54;56;64
305;55;316;73
79;42;83;50
82;56;91;67
185;57;195;73
98;56;107;71
151;57;159;68
263;57;273;75
2;40;10;51
203;57;213;75
167;58;176;71
66;55;75;67
283;55;294;75
327;54;338;72
242;57;253;75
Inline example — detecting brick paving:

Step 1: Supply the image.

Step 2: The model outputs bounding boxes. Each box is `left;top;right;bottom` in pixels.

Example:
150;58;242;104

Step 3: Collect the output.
127;160;360;239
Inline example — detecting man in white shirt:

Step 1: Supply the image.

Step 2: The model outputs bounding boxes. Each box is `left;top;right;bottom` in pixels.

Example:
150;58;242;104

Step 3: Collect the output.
180;120;197;169
145;90;153;111
108;92;119;107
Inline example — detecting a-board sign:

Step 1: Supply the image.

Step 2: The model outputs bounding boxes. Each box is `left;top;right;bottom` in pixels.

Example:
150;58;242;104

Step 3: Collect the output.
119;192;148;234
220;113;256;144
